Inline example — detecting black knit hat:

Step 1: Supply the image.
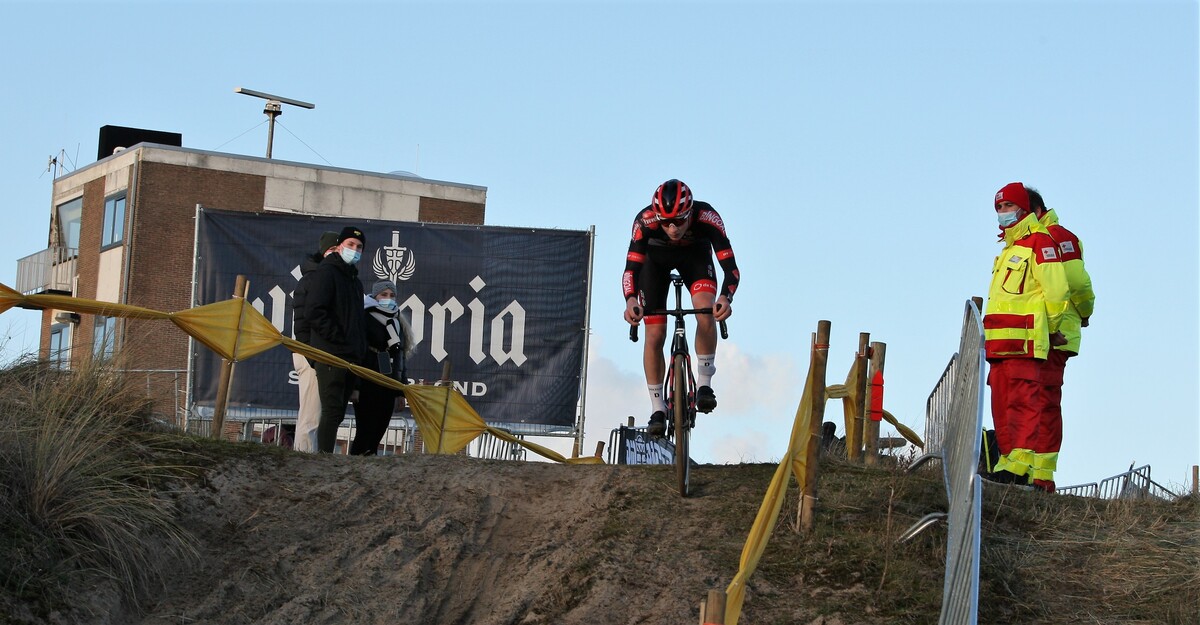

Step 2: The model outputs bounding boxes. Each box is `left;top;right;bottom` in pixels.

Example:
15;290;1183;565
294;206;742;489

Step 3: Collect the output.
317;231;339;254
337;226;365;247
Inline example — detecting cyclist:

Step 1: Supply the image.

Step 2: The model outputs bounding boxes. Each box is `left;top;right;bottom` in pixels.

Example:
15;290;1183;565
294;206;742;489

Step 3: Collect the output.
623;179;740;436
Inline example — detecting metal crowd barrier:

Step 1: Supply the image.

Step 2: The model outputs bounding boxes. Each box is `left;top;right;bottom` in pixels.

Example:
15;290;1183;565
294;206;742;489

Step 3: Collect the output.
1058;464;1181;501
923;355;959;459
905;300;986;625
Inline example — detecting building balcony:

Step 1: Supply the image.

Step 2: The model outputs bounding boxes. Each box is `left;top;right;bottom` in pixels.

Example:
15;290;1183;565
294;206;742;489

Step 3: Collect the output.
15;246;77;295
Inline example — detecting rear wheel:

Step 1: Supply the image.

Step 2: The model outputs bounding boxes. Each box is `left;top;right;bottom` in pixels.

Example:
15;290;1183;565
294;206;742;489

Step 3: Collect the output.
672;355;690;497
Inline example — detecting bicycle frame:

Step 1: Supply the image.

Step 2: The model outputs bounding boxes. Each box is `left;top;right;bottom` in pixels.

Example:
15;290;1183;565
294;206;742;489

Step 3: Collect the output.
629;273;728;496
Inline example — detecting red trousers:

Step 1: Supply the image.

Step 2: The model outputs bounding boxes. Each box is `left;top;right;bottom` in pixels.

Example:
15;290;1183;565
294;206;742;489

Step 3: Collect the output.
986;358;1045;456
1040;349;1071;455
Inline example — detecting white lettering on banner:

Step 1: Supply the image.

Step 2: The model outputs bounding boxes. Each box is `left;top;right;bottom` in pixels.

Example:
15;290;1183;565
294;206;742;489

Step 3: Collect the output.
453;380;489;396
428;298;465;363
491;301;527;366
254;270;530;368
469;276;487;364
412;378;488;397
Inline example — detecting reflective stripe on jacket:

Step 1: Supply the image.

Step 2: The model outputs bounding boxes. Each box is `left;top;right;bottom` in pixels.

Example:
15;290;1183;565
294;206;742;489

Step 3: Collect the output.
984;213;1070;360
1040;209;1095;355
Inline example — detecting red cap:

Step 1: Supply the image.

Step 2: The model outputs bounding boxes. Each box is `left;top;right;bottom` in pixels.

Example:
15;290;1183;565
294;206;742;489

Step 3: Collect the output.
994;182;1029;211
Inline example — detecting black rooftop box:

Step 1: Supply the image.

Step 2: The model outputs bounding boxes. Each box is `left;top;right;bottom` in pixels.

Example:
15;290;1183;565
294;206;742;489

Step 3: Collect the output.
98;125;182;160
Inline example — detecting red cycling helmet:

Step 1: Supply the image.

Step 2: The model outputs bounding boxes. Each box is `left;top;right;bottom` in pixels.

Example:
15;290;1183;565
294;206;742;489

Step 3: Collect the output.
651;179;694;221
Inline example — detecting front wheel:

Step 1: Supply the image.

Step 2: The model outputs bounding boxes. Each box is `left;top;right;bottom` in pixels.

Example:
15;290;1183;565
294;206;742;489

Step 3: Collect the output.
672;354;690;497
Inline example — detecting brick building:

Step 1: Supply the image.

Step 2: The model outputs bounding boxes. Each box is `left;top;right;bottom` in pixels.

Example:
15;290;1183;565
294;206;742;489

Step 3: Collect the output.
17;137;486;423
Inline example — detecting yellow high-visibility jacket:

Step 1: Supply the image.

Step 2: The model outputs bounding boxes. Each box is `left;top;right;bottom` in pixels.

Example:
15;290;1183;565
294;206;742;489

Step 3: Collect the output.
1039;209;1095;355
984;214;1070;360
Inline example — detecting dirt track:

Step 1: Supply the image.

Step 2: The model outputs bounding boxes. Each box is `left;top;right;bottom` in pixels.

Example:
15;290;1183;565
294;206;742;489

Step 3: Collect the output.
121;453;805;625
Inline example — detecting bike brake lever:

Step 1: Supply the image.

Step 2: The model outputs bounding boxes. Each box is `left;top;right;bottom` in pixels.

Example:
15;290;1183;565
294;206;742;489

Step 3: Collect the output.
629;324;639;343
719;320;729;340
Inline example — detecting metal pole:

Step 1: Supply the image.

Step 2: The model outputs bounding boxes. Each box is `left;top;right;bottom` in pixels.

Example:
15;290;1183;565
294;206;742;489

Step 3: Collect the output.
185;204;204;434
573;225;596;459
264;102;281;158
801;320;831;532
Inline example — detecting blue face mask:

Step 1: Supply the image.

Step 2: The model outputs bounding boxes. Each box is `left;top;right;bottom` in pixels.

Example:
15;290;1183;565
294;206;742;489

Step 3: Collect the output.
339;247;362;265
376;298;397;313
997;211;1021;227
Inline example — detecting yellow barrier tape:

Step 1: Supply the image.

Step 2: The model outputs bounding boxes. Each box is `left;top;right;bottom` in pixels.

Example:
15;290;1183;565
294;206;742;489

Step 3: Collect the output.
724;363;815;624
1;284;598;464
723;352;923;623
881;409;924;448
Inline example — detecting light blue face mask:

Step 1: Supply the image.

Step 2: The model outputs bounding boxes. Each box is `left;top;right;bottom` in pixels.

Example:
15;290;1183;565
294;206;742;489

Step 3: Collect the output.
339;247;362;265
997;211;1021;227
376;298;397;313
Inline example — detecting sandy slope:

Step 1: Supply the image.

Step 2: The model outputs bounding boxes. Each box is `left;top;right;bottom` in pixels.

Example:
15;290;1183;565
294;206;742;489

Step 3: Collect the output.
120;453;800;625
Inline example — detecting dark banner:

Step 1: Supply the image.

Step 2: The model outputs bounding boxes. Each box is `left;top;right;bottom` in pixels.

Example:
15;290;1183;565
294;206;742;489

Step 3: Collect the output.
615;427;675;465
192;209;591;430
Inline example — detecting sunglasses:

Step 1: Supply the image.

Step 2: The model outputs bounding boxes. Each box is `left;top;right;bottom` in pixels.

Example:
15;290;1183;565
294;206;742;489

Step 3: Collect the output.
659;216;690;228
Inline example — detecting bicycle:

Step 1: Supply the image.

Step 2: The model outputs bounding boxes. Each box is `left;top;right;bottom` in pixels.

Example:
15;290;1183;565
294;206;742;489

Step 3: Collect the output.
629;273;728;497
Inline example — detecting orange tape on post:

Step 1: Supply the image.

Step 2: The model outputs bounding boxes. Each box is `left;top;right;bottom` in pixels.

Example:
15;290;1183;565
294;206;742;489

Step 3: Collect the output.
869;370;884;422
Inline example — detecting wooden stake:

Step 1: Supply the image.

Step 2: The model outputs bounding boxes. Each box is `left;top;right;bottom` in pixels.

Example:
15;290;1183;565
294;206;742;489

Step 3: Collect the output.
850;332;870;463
212;275;248;439
593;441;605;458
437;360;452;453
702;589;726;624
1193;465;1198;496
865;341;886;466
800;320;831;532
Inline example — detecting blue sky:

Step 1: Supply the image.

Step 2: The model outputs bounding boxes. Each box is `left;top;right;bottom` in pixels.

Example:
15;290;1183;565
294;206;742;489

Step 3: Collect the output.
2;1;1197;490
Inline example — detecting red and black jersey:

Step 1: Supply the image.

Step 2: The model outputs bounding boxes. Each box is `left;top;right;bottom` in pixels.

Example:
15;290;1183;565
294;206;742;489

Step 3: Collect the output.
622;201;740;301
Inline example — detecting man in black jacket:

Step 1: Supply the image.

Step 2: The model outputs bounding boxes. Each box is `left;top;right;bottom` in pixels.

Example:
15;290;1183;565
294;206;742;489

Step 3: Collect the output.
291;230;339;452
304;226;368;453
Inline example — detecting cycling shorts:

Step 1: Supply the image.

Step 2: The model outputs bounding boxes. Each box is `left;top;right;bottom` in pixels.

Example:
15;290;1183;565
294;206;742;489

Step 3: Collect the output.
636;244;716;320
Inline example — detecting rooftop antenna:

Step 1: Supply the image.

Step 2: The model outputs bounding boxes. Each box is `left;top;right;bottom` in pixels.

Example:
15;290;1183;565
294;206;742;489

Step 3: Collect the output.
234;87;315;159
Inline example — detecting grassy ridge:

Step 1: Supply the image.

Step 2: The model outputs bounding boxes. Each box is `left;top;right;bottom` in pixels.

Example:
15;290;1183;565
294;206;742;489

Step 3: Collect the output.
0;358;199;619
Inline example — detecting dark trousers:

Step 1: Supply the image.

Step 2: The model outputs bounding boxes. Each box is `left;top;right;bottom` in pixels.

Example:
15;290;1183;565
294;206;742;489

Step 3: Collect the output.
314;362;356;453
350;379;400;455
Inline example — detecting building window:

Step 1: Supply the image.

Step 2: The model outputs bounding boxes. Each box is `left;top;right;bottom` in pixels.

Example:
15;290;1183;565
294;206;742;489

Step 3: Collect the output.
102;193;126;247
94;316;116;360
57;197;83;250
49;324;71;369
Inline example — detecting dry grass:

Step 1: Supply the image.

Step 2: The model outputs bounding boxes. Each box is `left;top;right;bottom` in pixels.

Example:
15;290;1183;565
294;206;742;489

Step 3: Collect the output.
0;355;199;618
979;485;1199;624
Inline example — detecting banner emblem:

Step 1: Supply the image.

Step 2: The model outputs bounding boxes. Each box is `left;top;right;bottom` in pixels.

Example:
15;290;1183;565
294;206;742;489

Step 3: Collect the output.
373;231;417;283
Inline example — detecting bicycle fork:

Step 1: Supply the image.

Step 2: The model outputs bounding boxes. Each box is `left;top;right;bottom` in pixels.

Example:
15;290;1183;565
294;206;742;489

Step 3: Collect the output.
664;327;697;432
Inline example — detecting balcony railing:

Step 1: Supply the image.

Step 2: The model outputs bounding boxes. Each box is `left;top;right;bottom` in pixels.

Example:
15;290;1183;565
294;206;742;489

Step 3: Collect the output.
15;246;77;295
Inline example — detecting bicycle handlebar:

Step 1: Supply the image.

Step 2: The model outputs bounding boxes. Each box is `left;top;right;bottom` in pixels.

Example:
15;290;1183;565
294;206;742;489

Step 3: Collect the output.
628;307;730;342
